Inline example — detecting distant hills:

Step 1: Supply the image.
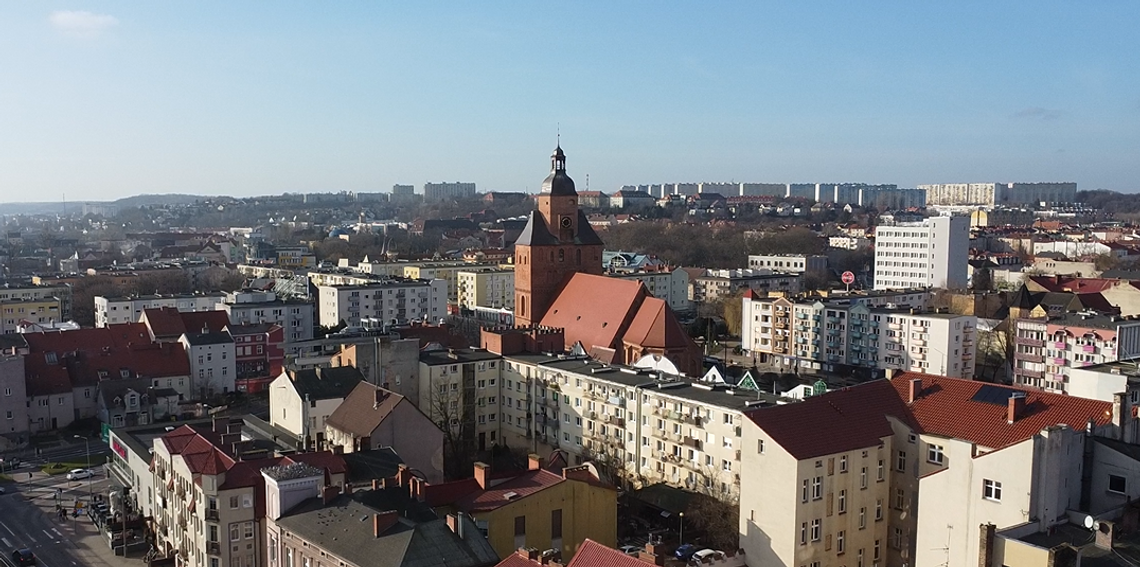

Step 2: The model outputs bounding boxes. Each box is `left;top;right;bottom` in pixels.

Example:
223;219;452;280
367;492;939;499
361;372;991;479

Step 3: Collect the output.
0;194;209;216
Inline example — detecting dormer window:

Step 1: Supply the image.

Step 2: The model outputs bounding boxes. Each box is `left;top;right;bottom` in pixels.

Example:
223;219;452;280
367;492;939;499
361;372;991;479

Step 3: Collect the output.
120;368;131;378
45;352;57;364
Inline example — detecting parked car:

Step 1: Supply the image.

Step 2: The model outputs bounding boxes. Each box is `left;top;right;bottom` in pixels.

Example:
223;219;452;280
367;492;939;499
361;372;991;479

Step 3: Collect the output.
67;468;94;481
619;545;642;556
692;549;724;563
12;549;36;566
675;544;697;561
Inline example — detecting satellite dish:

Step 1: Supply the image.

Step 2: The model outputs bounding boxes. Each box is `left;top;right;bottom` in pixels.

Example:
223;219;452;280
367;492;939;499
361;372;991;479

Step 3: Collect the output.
1084;515;1095;530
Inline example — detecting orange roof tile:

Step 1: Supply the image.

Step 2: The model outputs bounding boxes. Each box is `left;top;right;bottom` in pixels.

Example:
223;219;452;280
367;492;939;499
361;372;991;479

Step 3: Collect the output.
454;470;565;513
568;539;652;567
540;274;645;352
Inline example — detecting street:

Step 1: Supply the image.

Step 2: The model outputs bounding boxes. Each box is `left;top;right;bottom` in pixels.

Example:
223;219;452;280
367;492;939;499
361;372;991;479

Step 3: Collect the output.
0;468;131;567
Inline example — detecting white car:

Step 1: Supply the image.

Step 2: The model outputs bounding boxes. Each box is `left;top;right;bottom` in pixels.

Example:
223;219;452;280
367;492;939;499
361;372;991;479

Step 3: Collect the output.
66;469;94;481
619;545;642;556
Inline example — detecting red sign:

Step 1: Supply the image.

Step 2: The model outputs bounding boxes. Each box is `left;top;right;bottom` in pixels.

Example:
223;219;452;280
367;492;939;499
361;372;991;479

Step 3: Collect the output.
841;271;856;285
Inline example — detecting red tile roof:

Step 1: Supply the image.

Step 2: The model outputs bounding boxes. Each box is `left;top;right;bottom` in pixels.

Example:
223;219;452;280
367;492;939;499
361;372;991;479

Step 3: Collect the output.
541;274;645;352
568;539;651;567
143;307;231;339
889;373;1112;450
1027;275;1121;294
454;469;565;513
749;373;1114;459
22;325;189;395
623;297;690;350
493;553;543;567
747;380;915;460
422;478;482;508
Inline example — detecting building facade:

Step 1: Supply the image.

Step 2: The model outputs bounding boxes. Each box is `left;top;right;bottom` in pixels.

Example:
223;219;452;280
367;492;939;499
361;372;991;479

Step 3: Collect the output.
748;255;829;275
97;293;227;328
316;279;448;328
873;215;969;290
457;268;516;310
1011;313;1140;394
691;270;802;303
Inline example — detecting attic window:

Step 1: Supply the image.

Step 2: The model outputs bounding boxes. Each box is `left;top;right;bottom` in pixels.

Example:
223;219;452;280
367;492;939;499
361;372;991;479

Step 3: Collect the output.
121;368;131;378
98;370;108;379
45;352;57;364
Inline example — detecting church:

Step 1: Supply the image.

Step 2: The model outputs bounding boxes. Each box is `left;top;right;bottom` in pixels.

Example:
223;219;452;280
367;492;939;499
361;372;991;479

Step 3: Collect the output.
511;146;701;376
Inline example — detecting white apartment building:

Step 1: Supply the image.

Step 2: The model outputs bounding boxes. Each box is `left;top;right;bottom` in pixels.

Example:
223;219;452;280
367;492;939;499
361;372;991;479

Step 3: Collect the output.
179;330;237;397
741;291;977;378
495;353;769;499
873;215;969;290
215;291;314;343
692;269;801;303
456;268;515;311
316;279;447;328
607;267;692;312
828;236;870;251
423;181;476;201
96;293;227;327
1011;313;1140;394
748;254;828;275
918;182;1076;207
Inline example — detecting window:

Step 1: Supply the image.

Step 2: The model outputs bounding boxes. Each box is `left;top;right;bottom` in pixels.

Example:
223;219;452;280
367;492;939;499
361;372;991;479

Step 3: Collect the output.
514;515;526;536
857;549;864;567
812;476;823;500
230;496;239;509
877;460;884;481
800;522;807;545
551;509;563;539
896;450;906;472
875;499;883;520
895;488;906;510
860;467;867;489
927;444;944;465
244;522;254;539
810;519;821;541
838;490;847;514
1109;474;1127;495
874;540;881;560
983;479;1002;501
837;530;845;554
758;439;765;454
802;479;809;503
839;455;847;473
858;507;866;529
230;524;240;542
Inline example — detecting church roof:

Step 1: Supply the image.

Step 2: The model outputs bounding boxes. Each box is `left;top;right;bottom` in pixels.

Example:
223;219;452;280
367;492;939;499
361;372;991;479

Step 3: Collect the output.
540;274;645;352
514;211;560;246
573;210;605;245
541;145;576;196
623;297;691;350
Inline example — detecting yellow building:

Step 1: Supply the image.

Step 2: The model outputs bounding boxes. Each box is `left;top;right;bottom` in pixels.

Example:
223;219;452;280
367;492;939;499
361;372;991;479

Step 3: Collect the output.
417;455;617;560
456;267;515;310
0;297;63;334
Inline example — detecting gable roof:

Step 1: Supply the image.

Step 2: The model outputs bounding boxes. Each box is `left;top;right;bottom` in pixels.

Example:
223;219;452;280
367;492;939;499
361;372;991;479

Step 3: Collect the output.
540;274;646;353
891;373;1112;450
22;325;190;395
143;307;232;339
284;366;364;401
324;382;410;438
514;211;559;247
568;539;652;567
453;469;566;513
623;297;691;350
747;379;914;460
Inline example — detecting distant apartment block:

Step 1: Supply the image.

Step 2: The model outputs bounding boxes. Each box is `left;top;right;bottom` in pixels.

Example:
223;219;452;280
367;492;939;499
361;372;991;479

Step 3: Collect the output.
423;181;476;201
691;269;801;302
874;215;969;290
740;183;788;197
316;279;448;328
96;293;227;327
918;182;1077;207
0;284;72;322
457;268;515;310
607;267;692;313
748;254;828;275
216;290;315;343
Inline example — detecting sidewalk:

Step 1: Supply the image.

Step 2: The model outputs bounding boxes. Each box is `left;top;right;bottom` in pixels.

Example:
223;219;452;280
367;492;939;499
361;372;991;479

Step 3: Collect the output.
14;470;148;567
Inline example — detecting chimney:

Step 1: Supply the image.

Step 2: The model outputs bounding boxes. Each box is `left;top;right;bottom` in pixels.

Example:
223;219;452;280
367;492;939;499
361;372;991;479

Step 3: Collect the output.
212;416;226;433
1007;392;1027;424
371;479;380;491
321;485;340;505
473;462;490;489
373;510;398;538
374;387;386;409
332;444;344;455
1095;520;1116;550
528;453;544;471
908;378;922;403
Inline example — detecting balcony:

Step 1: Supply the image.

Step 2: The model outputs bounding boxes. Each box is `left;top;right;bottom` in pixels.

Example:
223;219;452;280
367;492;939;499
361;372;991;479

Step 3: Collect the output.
1016;368;1044;380
827;316;840;323
683;437;702;450
1082;345;1096;353
1051;357;1067;366
812;315;821;322
797;312;807;320
870;320;880;328
606;415;626;428
1020;353;1044;364
1054;341;1068;349
1016;337;1045;348
207;542;221;556
205;509;219;521
851;331;862;339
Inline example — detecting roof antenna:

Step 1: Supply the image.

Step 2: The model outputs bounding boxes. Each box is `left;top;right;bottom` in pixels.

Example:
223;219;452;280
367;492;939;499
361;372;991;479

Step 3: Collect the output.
557;123;560;147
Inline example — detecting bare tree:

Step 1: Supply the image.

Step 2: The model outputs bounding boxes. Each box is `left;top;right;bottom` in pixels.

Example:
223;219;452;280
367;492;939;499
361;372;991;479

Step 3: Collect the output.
428;377;476;480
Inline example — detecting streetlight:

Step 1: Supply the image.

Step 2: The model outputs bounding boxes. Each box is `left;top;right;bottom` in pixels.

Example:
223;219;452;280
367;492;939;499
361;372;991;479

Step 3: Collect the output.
74;435;91;503
678;511;684;545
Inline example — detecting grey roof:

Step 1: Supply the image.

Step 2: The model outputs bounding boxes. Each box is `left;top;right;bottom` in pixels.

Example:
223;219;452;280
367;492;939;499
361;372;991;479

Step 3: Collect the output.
419;349;502;366
514;211;559;246
0;334;29;351
287;366;364;401
275;493;497;567
573;210;605;245
98;377;178;407
262;461;324;481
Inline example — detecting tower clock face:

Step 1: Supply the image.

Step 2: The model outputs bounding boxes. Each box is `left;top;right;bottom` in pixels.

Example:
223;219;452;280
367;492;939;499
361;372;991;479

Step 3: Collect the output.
560;216;572;228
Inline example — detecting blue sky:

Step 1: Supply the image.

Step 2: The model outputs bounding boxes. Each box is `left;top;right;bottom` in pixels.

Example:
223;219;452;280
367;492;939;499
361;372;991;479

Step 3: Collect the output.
1;2;1138;202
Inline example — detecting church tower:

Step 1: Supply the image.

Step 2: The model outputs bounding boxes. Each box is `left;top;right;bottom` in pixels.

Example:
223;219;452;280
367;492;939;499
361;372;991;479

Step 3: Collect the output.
514;146;605;326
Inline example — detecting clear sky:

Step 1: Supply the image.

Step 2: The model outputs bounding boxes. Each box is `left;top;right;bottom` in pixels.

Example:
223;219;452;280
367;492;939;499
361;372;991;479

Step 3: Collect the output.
1;2;1138;202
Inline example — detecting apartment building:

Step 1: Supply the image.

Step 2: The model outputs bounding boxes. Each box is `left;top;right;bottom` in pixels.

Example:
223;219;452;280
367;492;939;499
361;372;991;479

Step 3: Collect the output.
918;182;1076;207
423;181;477;201
268;366;363;446
150;418;347;567
417;348;504;454
740;291;976;378
740;374;1133;567
179;330;237;397
97;293;227;327
215;291;315;343
404;262;498;303
0;283;72;322
748;254;828;275
691;269;801;303
606;267;692;313
0;297;63;334
457;268;516;310
228;324;285;394
873;215;969;290
0;336;29;448
316;279;447;328
264;467;497;567
1011;313;1140;393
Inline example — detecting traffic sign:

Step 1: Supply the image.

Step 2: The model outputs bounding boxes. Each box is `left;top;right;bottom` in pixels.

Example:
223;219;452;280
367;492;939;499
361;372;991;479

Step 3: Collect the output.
841;271;856;285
